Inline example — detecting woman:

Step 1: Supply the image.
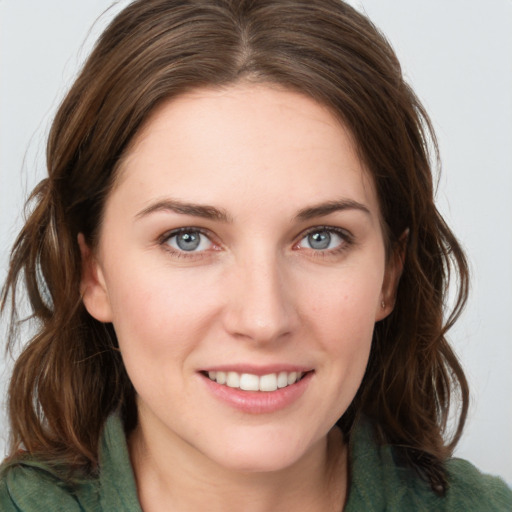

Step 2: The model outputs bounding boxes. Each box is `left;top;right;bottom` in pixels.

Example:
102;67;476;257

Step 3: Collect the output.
1;0;510;510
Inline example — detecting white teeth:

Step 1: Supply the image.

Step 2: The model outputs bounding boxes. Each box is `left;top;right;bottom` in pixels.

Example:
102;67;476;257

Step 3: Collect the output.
226;372;240;388
259;373;278;392
240;373;259;391
277;371;288;388
287;371;297;385
207;370;304;392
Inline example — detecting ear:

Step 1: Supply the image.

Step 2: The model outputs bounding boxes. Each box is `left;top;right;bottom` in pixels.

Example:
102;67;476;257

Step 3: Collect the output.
78;233;113;323
375;229;408;322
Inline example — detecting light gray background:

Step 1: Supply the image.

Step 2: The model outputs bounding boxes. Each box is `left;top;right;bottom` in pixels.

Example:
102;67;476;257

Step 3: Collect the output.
1;0;511;484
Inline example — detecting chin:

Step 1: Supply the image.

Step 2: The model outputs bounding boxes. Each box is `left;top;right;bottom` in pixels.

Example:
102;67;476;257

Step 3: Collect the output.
204;427;318;474
215;448;301;474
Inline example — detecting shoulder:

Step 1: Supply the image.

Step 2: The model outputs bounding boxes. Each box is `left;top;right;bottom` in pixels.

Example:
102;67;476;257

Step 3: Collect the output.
442;457;512;511
346;420;512;511
389;457;512;511
388;450;512;511
0;459;98;511
0;413;141;512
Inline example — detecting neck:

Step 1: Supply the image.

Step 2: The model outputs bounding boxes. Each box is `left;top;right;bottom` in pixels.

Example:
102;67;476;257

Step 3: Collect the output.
129;420;348;512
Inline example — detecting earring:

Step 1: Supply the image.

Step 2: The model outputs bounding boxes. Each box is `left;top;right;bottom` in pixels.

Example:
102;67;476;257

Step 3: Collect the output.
381;300;386;309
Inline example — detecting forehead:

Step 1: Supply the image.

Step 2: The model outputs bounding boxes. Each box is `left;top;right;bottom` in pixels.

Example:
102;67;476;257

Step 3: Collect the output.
111;83;380;220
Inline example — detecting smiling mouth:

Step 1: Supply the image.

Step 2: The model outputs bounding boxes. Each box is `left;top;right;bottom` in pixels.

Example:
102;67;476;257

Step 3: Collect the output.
203;370;309;392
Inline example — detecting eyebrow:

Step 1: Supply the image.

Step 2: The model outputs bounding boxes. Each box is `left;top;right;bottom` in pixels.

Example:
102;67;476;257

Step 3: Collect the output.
135;199;232;222
135;197;370;223
295;199;371;220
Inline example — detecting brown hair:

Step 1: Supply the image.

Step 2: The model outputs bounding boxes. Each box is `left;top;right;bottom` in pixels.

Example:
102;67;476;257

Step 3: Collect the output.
2;0;468;494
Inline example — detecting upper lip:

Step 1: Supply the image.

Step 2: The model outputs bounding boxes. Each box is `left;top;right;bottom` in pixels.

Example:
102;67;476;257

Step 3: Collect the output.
199;364;313;376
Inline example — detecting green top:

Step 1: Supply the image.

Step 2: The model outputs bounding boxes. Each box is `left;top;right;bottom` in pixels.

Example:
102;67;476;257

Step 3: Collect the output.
1;414;511;511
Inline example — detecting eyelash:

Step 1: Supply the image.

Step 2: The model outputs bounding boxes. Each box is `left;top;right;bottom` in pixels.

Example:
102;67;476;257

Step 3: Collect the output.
158;227;218;259
294;225;354;258
158;225;354;259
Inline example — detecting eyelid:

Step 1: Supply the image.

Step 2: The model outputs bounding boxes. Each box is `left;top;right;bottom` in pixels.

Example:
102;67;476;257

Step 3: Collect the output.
159;226;206;243
298;225;353;242
294;225;354;253
157;225;354;258
158;227;220;255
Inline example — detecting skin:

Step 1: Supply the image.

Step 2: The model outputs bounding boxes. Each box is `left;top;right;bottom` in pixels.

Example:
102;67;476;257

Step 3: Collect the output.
80;83;401;511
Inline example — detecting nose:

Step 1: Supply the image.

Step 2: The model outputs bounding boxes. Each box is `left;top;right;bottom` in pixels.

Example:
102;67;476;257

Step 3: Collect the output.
222;251;298;344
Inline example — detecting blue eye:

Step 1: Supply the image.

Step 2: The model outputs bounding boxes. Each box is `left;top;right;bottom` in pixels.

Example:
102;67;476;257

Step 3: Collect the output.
166;230;212;252
298;229;345;251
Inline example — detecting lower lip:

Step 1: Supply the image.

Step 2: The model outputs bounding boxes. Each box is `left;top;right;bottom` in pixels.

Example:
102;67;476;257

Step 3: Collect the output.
200;372;313;414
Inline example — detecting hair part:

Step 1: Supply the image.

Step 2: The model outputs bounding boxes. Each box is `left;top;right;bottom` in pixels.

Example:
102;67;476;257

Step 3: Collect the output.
2;0;468;494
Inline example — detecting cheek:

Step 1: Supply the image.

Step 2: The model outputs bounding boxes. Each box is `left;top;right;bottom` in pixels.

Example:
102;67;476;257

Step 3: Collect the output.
300;263;383;339
103;263;219;371
297;263;382;402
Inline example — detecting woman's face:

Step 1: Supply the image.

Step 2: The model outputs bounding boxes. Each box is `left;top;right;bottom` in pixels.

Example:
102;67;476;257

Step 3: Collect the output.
81;83;399;473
